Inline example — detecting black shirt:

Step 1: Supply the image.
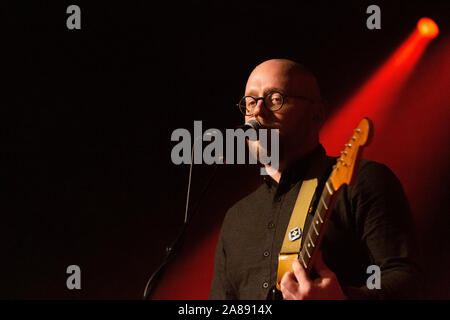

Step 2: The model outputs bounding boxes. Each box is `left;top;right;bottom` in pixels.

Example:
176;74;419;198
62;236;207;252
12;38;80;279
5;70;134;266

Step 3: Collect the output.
209;145;424;299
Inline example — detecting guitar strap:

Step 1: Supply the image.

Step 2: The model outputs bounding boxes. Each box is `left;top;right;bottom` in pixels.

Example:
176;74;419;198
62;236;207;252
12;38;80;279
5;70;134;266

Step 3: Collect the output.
276;178;317;286
280;178;317;254
276;156;336;288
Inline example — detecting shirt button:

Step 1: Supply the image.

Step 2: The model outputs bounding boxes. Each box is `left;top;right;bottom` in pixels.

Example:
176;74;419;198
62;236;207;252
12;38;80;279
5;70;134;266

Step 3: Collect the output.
268;222;275;229
262;282;269;289
263;250;270;257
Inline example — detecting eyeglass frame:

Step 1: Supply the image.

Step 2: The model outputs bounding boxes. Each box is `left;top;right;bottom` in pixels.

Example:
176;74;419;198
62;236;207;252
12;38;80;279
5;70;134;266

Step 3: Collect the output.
236;90;315;116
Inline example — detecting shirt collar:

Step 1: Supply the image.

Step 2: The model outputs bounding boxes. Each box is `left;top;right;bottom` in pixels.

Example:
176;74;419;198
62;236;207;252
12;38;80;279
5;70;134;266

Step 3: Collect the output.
263;144;327;194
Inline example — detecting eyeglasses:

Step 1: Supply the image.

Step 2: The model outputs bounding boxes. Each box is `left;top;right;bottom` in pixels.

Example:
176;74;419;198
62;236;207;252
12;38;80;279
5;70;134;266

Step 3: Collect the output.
237;91;314;116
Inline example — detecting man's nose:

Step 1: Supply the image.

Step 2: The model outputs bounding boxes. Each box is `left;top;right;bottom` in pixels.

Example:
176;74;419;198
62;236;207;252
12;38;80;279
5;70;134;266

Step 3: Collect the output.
252;99;266;118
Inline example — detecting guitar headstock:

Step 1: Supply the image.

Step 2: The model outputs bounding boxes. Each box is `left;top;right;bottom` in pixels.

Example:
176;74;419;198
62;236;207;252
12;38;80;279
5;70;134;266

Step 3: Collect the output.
329;117;373;190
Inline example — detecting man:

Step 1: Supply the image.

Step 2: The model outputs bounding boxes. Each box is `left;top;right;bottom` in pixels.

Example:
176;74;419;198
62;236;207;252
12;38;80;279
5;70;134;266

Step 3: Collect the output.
209;59;423;300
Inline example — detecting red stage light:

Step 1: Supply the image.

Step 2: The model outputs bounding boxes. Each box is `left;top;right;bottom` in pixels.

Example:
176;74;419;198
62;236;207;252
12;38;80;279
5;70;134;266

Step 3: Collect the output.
320;17;440;156
417;17;439;39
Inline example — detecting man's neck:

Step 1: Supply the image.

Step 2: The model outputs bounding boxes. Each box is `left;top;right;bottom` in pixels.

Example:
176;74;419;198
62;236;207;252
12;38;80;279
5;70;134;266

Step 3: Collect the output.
265;143;320;183
266;168;282;183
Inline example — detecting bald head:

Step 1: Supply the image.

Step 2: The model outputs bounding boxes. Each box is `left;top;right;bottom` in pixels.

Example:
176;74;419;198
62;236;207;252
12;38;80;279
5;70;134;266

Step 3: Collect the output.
246;59;321;103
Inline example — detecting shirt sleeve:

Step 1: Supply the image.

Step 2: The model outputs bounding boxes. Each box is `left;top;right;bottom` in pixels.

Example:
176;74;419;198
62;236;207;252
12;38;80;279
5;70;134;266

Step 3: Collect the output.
342;160;425;299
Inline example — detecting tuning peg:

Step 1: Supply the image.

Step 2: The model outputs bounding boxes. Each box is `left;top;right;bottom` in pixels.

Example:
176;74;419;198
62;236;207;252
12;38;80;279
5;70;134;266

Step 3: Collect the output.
340;151;348;156
354;129;361;133
339;159;348;166
350;136;356;141
345;143;352;148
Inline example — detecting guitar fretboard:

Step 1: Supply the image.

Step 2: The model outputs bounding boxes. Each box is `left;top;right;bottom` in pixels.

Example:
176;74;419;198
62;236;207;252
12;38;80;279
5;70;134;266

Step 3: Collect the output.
298;178;336;272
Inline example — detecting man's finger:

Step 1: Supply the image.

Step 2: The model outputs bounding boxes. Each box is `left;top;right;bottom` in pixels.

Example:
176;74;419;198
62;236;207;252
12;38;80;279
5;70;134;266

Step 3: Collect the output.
292;259;312;290
280;272;299;300
280;272;298;290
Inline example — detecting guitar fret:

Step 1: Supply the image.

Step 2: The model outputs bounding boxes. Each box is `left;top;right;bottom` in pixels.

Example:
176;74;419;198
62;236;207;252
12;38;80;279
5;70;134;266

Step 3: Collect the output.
300;253;307;268
317;211;323;223
325;181;333;195
320;197;328;210
305;245;311;258
312;223;319;236
308;234;315;247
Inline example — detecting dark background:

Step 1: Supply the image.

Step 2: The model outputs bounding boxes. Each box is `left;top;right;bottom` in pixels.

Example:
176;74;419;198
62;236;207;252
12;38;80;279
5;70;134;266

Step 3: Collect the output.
3;0;449;299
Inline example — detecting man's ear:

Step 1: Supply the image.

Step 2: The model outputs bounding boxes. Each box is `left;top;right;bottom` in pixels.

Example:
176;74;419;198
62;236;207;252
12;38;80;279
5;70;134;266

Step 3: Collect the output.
313;99;326;128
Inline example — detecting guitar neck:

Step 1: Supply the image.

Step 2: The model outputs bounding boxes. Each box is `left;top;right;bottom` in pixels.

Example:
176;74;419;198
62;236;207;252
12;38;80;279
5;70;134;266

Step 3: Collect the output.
269;118;372;300
299;178;338;274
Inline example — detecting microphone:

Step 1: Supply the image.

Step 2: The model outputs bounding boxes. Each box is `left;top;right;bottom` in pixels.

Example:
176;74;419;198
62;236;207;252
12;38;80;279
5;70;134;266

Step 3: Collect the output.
236;119;263;141
237;119;263;130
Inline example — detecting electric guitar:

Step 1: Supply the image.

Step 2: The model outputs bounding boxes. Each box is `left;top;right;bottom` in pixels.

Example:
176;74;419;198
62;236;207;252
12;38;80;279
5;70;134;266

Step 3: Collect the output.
267;117;373;300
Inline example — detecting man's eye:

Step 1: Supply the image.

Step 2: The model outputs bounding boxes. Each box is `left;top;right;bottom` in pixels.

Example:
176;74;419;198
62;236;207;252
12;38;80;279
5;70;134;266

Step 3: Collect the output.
271;97;282;104
268;92;282;101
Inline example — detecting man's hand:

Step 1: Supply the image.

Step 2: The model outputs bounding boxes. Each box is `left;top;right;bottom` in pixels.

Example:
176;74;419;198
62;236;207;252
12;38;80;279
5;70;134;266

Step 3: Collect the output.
279;251;347;300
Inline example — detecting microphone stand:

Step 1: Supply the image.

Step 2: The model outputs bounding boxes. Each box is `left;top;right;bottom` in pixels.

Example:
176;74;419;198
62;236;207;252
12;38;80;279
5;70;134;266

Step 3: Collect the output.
142;121;261;300
142;138;219;300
